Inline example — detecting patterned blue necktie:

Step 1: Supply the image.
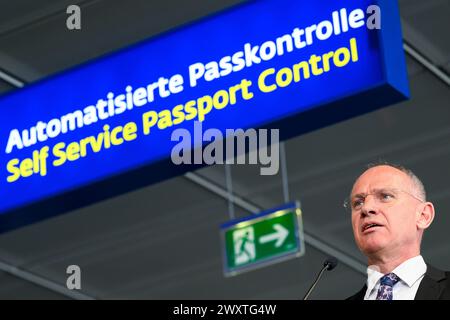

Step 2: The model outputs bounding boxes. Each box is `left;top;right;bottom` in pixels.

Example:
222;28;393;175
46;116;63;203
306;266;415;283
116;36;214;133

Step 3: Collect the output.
376;273;400;300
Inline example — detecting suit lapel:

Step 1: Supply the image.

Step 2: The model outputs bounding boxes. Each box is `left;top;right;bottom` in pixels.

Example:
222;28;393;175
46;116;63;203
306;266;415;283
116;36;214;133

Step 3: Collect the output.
356;285;367;300
347;285;366;300
414;265;446;300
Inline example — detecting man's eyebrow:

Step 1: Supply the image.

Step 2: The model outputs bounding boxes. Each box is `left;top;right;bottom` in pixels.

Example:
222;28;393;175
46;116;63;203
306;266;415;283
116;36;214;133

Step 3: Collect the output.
351;188;397;198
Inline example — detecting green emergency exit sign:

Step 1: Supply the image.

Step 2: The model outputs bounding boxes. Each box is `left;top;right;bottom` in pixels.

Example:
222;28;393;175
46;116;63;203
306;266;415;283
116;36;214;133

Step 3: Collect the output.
220;202;305;276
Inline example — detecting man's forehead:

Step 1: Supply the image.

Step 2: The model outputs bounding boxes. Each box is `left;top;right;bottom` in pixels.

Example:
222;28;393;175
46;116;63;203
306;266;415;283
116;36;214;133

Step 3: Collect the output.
351;166;411;194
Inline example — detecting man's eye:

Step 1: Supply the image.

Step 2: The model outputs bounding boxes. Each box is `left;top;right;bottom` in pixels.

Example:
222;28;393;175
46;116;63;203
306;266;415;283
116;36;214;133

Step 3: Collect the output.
380;193;394;201
352;199;364;208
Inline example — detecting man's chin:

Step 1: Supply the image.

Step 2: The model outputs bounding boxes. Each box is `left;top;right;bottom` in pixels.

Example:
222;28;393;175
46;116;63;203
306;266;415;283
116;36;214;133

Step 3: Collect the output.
359;240;387;255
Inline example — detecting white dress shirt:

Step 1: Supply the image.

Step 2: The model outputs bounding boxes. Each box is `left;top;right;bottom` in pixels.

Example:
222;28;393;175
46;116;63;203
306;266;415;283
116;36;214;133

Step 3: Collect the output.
364;255;427;300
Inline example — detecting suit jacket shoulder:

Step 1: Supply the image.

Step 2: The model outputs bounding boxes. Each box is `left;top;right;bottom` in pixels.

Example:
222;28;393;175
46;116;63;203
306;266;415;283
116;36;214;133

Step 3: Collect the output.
415;265;450;300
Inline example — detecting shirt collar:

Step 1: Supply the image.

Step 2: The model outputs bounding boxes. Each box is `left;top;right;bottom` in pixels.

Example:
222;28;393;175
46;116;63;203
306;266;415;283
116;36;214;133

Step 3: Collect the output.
366;255;427;292
392;255;427;287
366;265;384;294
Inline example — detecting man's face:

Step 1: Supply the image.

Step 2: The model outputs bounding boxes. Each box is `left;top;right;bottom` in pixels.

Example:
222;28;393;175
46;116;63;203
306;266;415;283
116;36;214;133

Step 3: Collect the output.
350;166;423;257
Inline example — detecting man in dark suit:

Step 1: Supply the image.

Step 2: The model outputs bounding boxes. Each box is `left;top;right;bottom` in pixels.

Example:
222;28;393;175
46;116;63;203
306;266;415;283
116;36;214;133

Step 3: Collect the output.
346;163;450;300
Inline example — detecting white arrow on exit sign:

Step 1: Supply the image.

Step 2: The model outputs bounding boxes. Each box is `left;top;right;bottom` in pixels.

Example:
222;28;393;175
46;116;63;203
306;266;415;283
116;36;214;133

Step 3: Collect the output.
259;223;289;248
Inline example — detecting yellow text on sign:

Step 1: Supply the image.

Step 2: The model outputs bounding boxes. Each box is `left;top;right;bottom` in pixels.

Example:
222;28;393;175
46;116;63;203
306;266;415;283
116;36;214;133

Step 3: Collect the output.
6;146;50;183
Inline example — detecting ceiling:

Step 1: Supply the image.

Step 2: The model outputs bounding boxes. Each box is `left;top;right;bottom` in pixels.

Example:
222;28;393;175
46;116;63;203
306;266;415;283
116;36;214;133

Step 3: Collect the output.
0;0;449;299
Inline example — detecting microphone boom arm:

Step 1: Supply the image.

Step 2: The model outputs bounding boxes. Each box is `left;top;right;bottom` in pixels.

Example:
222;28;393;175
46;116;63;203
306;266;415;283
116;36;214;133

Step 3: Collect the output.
302;258;338;300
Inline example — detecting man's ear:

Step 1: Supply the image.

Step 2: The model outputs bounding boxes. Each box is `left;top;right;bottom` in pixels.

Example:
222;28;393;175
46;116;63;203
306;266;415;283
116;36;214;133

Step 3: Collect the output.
417;202;435;230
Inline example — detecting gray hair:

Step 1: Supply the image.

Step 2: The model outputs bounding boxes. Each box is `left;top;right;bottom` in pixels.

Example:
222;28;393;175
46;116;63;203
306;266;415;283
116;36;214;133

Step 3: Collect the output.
365;161;427;201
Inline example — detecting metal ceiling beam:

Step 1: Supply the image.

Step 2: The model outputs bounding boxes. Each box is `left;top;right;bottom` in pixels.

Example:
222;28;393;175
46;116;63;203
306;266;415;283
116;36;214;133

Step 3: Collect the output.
404;42;450;87
0;0;99;39
0;69;24;88
0;260;95;300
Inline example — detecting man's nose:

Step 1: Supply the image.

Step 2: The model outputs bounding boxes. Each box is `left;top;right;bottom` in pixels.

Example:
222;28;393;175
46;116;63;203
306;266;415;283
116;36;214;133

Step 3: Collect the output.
361;195;378;216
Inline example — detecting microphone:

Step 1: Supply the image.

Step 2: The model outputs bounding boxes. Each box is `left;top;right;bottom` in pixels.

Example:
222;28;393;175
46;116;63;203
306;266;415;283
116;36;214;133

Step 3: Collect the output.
303;257;338;300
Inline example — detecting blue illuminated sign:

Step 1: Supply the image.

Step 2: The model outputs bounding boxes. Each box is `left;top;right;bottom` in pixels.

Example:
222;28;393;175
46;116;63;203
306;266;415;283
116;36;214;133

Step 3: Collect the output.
0;0;408;232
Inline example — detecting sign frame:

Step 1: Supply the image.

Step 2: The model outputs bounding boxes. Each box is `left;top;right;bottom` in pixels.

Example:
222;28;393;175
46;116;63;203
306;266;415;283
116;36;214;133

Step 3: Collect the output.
0;0;409;233
220;201;305;277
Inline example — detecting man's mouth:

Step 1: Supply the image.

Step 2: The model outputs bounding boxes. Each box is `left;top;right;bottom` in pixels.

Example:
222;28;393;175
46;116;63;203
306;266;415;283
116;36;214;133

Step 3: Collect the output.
361;223;383;233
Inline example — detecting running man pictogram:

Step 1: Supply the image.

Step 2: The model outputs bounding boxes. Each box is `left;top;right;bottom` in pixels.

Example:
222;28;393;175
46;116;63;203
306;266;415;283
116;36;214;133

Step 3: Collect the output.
233;227;256;265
